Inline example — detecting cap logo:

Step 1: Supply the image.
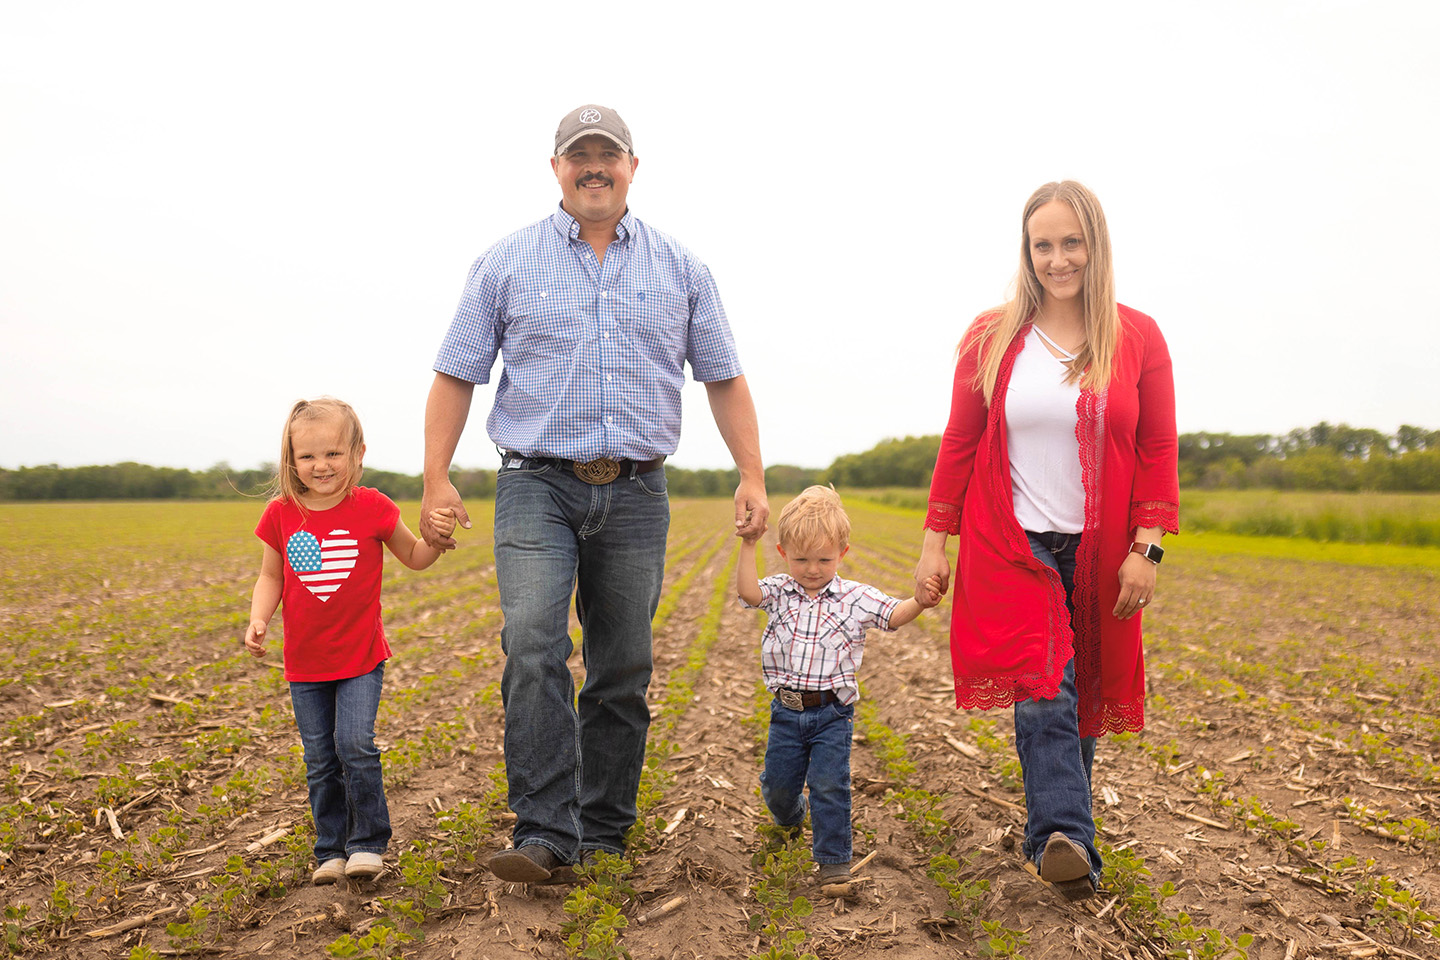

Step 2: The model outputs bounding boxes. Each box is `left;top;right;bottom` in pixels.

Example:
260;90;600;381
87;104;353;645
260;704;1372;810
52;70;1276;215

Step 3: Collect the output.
579;108;602;124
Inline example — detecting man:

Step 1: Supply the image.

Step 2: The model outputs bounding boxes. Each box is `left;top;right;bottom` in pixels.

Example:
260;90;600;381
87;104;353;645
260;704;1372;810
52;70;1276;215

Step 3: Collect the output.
420;104;768;883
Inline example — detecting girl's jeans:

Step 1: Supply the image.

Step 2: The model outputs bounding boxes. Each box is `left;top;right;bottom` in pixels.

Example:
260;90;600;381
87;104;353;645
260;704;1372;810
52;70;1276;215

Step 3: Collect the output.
1014;530;1101;887
289;661;390;863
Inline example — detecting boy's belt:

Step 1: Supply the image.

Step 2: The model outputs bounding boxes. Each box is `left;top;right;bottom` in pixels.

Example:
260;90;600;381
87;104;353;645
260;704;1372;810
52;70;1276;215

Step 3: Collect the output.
776;688;839;711
508;453;664;485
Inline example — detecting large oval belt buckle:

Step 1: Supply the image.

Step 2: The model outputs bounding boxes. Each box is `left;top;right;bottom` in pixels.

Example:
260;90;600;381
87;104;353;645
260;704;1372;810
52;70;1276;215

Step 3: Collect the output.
573;457;622;485
778;688;805;711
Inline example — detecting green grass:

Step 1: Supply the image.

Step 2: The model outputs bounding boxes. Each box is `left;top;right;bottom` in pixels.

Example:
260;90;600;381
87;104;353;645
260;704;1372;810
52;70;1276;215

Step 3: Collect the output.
843;488;1440;550
1181;489;1440;547
1173;531;1440;570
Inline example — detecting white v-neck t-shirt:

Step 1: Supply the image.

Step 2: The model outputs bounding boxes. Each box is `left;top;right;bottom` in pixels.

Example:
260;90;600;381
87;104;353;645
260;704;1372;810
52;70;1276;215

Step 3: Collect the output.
1004;326;1084;534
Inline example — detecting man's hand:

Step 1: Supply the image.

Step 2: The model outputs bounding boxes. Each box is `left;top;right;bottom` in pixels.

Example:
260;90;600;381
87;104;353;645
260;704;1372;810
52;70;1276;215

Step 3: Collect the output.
244;620;269;658
421;480;470;550
733;476;769;540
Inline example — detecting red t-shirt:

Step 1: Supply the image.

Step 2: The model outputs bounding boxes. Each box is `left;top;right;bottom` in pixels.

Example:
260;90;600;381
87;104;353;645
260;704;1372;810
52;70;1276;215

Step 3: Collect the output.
255;486;400;682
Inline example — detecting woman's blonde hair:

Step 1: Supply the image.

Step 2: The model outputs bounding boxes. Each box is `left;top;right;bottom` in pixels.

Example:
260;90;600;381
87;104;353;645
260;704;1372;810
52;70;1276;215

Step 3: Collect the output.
969;180;1120;405
777;485;850;550
270;397;365;505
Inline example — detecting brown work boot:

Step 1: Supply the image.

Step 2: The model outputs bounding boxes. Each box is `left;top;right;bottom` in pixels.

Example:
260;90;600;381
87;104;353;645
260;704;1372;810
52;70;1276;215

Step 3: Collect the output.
1039;832;1096;901
488;844;574;884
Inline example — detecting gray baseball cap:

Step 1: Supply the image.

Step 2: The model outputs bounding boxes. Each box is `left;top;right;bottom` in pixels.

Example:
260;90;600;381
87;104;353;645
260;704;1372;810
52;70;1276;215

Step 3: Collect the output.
554;104;633;156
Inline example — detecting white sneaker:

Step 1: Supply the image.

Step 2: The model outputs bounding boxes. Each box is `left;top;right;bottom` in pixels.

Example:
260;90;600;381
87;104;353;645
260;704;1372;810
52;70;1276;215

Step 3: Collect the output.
312;858;347;885
345;852;384;880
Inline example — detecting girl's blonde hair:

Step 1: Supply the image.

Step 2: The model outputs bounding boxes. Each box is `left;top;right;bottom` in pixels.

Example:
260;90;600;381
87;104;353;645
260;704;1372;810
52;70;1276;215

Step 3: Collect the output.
777;485;850;550
270;397;365;505
969;180;1120;405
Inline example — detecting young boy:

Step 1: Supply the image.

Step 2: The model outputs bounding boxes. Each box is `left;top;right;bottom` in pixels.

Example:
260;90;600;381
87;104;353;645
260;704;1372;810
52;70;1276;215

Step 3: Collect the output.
737;485;940;883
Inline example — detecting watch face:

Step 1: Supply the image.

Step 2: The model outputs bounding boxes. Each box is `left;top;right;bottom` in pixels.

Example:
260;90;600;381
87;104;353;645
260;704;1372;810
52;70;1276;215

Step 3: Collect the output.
1134;542;1163;563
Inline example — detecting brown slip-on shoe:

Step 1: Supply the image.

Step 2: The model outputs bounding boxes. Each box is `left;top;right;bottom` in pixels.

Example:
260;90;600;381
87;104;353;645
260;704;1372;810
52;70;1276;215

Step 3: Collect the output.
1039;832;1096;901
488;844;574;884
816;861;852;884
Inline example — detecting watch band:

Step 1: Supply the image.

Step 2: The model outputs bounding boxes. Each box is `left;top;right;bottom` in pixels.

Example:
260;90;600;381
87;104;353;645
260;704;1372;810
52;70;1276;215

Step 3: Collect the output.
1130;541;1164;564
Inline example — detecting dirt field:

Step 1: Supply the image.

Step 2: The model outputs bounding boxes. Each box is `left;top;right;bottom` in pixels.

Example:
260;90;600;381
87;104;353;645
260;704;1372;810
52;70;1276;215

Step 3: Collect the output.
1;498;1438;959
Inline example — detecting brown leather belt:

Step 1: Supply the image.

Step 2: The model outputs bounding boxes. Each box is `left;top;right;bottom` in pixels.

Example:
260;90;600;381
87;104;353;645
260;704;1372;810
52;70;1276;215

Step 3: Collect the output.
776;688;839;711
508;453;664;485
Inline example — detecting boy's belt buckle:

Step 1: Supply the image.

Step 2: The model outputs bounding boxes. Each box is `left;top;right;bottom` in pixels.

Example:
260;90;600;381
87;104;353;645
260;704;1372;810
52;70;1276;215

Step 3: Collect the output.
573;457;622;484
778;688;805;711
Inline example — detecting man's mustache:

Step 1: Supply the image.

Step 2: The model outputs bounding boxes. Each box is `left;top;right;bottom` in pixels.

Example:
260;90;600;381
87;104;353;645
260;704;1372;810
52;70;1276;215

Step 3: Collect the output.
576;173;614;188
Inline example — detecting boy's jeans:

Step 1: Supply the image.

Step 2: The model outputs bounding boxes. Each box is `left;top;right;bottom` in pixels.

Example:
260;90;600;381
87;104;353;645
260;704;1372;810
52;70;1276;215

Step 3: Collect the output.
1014;530;1101;887
493;459;669;860
289;661;390;863
761;697;855;865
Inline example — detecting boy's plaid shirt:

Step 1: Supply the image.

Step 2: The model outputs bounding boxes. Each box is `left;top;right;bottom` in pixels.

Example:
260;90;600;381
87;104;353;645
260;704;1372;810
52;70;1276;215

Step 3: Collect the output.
744;575;901;705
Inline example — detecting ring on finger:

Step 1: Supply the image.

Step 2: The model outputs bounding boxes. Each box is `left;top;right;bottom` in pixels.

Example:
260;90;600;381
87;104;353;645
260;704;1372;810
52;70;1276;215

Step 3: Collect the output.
1138;597;1148;605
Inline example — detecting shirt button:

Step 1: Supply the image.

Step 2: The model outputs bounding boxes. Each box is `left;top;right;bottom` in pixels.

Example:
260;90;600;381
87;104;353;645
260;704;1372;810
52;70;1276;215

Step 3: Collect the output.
600;291;608;298
605;374;612;382
603;332;610;338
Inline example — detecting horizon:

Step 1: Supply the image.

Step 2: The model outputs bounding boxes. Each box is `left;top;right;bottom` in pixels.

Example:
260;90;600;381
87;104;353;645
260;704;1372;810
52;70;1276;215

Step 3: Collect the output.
3;418;1432;477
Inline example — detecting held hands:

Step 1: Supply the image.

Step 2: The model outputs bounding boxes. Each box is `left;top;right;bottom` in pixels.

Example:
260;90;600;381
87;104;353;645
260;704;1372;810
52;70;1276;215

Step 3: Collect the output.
421;480;470;550
733;477;769;540
914;550;950;606
915;575;945;609
429;507;458;545
244;620;269;658
735;522;764;544
1114;551;1157;620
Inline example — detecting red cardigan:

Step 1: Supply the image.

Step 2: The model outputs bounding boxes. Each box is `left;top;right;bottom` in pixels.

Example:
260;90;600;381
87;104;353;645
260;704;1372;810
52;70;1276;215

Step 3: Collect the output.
926;305;1178;736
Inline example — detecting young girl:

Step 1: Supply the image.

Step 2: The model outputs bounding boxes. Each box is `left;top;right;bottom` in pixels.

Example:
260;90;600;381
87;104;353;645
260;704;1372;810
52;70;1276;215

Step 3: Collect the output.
244;397;455;884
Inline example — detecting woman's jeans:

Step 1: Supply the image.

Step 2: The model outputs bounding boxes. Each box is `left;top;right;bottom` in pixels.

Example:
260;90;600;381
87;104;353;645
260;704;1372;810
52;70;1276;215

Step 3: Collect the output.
760;697;855;865
493;458;669;861
1014;530;1101;886
290;661;390;863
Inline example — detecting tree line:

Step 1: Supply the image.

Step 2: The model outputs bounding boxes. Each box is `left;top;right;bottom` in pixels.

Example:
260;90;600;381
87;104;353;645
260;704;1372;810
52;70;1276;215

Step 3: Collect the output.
3;422;1438;501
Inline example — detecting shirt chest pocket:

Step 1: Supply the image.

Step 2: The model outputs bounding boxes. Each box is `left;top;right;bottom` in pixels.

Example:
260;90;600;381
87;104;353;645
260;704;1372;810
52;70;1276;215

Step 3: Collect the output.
617;286;688;356
505;289;587;359
812;611;852;651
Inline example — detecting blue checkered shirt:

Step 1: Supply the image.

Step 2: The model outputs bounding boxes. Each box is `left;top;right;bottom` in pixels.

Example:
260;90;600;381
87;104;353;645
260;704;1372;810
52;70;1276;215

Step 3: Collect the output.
434;205;742;461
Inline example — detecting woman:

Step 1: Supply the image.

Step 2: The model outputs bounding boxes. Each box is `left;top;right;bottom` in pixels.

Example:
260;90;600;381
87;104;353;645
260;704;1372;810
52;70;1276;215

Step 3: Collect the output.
915;181;1178;901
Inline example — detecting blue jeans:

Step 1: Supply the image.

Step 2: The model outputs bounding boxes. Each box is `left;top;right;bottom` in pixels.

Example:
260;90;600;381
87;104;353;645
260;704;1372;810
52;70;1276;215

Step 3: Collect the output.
494;458;669;861
1014;531;1100;886
289;661;390;862
760;697;855;865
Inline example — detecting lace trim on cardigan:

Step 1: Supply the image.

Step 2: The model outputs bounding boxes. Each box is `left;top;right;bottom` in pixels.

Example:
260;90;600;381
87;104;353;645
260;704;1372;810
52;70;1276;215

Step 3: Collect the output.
1130;500;1179;536
924;502;961;534
954;672;1063;712
1071;386;1107;729
1078;697;1146;737
958;689;1144;736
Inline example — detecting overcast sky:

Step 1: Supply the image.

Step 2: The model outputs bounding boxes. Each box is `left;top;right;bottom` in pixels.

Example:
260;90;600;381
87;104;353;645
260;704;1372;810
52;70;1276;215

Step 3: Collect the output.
3;1;1437;475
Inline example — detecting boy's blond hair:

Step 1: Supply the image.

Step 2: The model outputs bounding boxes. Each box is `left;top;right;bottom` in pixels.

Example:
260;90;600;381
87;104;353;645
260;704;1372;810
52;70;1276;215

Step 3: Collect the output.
776;485;850;550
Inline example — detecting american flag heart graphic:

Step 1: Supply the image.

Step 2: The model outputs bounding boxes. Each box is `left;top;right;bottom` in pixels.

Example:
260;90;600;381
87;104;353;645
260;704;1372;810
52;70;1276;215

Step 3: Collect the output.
286;529;358;602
